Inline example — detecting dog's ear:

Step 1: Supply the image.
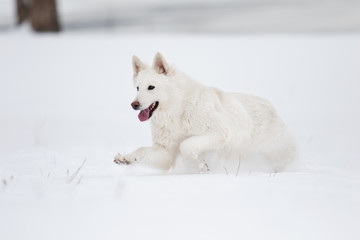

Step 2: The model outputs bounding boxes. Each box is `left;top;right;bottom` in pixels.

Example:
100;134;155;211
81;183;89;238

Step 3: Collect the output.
153;52;169;75
132;55;146;78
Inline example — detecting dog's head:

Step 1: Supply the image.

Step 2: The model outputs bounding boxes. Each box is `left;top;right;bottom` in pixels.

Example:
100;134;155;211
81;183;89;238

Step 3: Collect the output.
131;53;173;122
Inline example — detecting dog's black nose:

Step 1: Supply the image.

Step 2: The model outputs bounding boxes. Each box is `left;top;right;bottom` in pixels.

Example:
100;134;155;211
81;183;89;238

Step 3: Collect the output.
131;101;140;110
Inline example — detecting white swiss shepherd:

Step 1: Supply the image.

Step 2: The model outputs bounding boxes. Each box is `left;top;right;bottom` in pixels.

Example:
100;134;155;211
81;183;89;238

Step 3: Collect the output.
114;53;297;173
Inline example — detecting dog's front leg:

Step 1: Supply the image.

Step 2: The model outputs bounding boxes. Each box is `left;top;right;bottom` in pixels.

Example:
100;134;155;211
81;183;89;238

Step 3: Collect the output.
114;145;174;170
180;130;231;173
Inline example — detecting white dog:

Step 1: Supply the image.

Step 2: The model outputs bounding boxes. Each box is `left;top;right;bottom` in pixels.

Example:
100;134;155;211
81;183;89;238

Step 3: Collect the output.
114;53;297;173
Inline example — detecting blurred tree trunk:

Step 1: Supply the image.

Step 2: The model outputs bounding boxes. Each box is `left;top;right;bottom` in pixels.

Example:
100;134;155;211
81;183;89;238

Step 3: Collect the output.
16;0;29;25
30;0;60;32
16;0;61;32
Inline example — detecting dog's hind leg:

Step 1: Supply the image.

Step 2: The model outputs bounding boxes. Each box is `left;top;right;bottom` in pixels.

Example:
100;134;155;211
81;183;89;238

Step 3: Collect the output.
114;144;175;170
180;131;229;173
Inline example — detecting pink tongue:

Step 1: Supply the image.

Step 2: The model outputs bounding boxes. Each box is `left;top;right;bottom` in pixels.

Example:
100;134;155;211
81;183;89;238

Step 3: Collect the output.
138;109;150;122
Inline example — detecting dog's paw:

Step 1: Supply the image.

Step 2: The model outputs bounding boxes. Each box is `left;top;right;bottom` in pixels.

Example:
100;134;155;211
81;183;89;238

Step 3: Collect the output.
199;161;210;174
113;153;131;165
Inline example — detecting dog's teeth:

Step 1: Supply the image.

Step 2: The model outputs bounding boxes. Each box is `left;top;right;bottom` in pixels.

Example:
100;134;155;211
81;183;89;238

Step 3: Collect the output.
149;103;155;110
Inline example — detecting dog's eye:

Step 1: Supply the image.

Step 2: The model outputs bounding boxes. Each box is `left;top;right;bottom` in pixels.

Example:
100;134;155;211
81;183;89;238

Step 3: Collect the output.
148;85;155;90
136;86;139;91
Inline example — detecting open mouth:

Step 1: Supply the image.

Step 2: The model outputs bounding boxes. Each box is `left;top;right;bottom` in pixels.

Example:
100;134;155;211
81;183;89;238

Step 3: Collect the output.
138;101;159;122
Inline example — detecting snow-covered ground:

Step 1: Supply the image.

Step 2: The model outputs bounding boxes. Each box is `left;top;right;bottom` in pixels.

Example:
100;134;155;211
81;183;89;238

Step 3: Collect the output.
1;30;360;240
1;0;360;32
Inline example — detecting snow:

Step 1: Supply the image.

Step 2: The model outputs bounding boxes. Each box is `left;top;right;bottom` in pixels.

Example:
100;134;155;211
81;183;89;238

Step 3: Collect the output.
2;0;360;32
1;31;360;240
55;0;360;33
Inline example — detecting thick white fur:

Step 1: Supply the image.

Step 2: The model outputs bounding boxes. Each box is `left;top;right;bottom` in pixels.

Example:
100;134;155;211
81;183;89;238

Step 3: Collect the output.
114;53;297;173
